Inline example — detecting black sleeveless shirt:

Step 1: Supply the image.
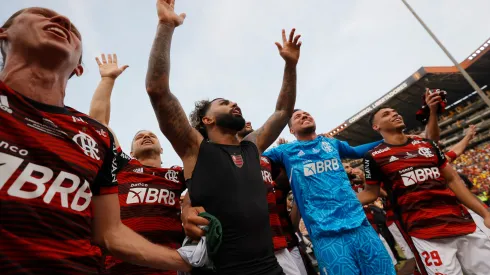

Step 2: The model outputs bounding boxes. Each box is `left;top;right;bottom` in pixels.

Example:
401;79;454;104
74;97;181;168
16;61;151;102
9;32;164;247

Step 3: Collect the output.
187;140;283;275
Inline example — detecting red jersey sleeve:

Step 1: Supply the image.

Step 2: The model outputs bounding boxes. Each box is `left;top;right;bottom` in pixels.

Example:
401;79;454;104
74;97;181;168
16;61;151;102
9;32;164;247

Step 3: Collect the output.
428;140;448;169
92;130;119;195
116;147;132;170
364;152;382;185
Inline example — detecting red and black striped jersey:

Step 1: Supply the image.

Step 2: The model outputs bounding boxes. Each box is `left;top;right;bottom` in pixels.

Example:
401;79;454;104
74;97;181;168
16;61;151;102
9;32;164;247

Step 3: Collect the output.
364;137;475;239
260;156;288;251
351;182;378;232
0;82;118;274
103;149;186;275
273;168;299;250
381;183;396;227
382;198;396;227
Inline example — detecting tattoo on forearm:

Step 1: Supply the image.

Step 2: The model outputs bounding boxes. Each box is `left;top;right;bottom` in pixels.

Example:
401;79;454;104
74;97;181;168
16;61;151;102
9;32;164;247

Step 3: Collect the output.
145;23;201;158
146;24;175;90
275;64;297;114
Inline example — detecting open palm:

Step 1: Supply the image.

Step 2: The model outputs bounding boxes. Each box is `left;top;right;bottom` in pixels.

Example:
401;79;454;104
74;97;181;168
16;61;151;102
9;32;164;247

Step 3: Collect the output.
275;29;302;65
96;54;128;79
157;0;186;27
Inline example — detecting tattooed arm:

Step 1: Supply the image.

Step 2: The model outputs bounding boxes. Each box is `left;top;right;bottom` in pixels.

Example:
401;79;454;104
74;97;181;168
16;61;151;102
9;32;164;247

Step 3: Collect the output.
244;29;302;154
146;0;202;162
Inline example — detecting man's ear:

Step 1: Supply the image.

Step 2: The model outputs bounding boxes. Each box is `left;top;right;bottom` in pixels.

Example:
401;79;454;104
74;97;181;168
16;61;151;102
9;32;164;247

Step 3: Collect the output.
73;64;84;77
202;115;214;126
0;28;7;40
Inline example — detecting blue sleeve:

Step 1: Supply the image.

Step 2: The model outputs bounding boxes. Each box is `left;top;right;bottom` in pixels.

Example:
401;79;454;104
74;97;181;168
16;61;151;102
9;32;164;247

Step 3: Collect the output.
336;139;383;159
262;146;283;164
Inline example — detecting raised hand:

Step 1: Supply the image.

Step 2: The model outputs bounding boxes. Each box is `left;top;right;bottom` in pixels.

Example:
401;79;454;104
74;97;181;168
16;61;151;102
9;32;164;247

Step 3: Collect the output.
465;125;477;140
426;88;442;113
277;137;289;145
95;54;128;79
156;0;186;27
275;29;302;65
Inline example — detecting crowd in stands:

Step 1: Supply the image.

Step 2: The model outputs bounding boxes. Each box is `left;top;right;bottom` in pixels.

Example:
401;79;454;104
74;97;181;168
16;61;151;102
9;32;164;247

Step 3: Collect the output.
453;141;490;204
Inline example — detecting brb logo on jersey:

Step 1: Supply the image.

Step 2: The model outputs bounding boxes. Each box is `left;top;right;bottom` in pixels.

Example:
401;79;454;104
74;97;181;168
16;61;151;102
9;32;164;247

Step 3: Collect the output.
73;131;100;160
0;152;93;212
126;183;176;205
400;167;441;186
303;158;340;176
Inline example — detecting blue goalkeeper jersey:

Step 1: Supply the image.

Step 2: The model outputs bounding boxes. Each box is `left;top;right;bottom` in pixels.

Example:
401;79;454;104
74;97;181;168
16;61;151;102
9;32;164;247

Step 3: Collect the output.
263;136;381;238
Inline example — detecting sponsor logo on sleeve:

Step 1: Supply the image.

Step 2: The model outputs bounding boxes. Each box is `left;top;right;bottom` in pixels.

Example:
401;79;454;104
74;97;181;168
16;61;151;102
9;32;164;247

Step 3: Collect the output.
364;159;371;179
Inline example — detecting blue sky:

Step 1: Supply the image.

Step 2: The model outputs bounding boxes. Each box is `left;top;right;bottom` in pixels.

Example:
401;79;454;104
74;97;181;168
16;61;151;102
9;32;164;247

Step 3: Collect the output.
2;0;490;166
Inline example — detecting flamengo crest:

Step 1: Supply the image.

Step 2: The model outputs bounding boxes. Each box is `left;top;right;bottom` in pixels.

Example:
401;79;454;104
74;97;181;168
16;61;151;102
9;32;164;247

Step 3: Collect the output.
231;154;244;168
73;131;100;160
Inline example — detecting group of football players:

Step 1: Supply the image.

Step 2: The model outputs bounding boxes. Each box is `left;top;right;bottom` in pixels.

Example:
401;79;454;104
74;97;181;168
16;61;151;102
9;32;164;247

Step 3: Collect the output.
1;1;489;275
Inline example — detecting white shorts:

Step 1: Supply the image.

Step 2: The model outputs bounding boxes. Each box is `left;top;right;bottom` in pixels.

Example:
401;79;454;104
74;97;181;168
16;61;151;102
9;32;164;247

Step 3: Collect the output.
468;209;490;238
379;234;397;265
275;248;301;275
289;246;308;275
388;222;415;259
411;228;490;275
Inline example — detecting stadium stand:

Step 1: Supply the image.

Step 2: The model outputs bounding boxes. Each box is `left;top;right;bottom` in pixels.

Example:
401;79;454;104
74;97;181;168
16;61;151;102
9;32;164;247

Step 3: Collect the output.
329;37;490;202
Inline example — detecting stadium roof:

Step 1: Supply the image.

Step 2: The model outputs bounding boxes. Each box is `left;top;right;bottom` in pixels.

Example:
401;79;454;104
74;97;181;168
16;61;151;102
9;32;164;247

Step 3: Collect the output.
329;38;490;146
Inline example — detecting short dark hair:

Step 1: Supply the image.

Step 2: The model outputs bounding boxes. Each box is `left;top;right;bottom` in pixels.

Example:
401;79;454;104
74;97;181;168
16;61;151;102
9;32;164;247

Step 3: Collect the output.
368;106;392;127
0;8;83;74
189;99;213;139
288;109;302;128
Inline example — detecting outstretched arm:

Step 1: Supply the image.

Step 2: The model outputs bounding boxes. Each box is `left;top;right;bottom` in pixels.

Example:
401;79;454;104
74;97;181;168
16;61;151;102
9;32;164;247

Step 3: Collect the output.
92;194;190;271
244;29;301;154
337;139;383;159
146;0;202;160
442;164;490;228
425;89;442;142
90;53;128;126
90;53;128;148
446;125;476;162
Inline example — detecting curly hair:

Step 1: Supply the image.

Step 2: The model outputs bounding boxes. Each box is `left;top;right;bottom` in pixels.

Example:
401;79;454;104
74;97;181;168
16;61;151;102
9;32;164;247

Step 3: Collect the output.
189;99;213;139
